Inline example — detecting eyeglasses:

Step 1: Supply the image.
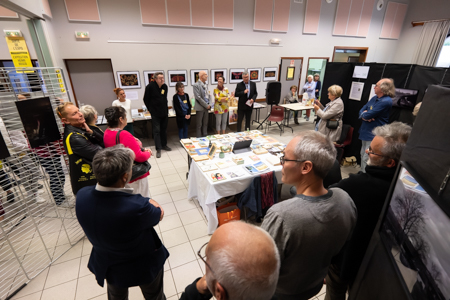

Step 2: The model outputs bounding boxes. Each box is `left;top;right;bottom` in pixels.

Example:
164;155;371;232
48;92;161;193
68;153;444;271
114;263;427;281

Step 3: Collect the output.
366;146;386;157
279;155;306;165
198;242;216;277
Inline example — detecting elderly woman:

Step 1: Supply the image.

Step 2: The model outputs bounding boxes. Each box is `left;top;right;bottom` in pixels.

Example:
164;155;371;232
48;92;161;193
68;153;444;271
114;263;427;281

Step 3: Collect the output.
172;82;191;139
302;75;317;121
314;73;321;99
80;105;104;147
284;85;299;124
313;85;344;142
103;106;152;197
112;88;134;134
214;76;231;134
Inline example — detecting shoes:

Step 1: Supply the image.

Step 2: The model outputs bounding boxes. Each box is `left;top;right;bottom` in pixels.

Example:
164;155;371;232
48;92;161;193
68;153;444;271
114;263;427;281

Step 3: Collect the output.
294;119;299;124
156;150;161;158
306;117;310;121
6;192;15;203
303;115;307;119
162;146;172;151
57;201;74;208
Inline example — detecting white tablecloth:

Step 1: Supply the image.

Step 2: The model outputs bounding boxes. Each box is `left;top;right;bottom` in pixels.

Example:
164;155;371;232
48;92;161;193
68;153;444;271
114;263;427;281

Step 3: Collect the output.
187;151;282;234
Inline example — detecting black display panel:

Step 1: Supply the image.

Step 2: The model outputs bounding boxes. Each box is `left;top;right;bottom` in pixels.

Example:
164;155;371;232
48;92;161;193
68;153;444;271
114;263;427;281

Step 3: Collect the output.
0;131;10;159
15;97;61;148
392;88;419;108
380;165;450;300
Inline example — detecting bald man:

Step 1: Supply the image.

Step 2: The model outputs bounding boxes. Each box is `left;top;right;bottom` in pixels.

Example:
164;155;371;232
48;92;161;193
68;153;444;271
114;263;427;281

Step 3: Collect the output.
193;71;211;137
180;221;280;300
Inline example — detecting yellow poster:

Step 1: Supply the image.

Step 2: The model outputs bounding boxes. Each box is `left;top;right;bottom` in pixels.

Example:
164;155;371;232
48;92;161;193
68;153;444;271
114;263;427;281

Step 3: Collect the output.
5;37;33;73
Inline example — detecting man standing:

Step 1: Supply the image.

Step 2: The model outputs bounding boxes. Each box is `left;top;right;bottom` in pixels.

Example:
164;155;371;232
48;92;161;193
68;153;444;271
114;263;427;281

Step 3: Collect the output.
262;131;357;300
76;145;168;300
235;72;257;132
143;72;171;158
359;78;395;171
193;71;211;137
325;122;411;300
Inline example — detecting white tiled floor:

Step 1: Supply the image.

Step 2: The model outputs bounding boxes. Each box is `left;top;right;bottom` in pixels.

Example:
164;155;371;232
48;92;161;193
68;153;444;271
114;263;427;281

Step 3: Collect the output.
10;118;355;300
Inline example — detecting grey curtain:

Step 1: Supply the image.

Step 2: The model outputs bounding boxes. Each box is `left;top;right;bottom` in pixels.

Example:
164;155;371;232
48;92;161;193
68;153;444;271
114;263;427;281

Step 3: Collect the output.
413;20;450;67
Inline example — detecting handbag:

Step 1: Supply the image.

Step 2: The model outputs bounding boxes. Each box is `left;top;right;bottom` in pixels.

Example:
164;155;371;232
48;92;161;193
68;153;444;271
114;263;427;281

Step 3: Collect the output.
115;130;151;181
326;119;339;129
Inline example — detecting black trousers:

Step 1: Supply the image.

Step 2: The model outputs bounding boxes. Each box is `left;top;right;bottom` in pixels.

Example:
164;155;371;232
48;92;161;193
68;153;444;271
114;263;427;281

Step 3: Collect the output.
237;109;252;132
38;156;66;205
151;115;168;150
107;269;166;300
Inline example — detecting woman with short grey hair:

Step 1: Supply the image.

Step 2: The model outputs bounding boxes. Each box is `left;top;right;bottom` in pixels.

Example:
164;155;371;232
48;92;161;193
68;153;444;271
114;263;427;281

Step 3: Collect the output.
313;85;344;142
80;105;104;146
92;145;135;187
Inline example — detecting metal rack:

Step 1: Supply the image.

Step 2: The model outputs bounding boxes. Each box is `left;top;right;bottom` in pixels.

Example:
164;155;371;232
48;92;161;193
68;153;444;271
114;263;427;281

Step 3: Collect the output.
0;67;84;299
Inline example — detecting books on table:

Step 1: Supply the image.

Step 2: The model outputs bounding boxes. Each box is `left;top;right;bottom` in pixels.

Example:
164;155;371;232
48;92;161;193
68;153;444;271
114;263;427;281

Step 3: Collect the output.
198;161;218;172
244;161;270;174
226;169;246;178
209;172;227;182
266;155;281;166
216;160;235;169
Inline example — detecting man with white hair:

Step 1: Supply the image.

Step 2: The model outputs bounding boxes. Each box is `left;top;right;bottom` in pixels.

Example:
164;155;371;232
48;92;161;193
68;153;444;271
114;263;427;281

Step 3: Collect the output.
193;71;211;137
180;221;280;300
325;121;412;300
262;131;357;300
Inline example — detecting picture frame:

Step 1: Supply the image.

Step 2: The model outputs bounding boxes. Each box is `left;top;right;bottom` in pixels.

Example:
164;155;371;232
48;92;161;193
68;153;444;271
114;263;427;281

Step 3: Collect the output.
247;68;262;82
210;69;227;85
229;68;245;84
143;70;164;86
286;67;295;81
208;144;218;159
263;67;278;81
117;71;141;89
190;69;208;86
167;70;188;87
228;106;238;125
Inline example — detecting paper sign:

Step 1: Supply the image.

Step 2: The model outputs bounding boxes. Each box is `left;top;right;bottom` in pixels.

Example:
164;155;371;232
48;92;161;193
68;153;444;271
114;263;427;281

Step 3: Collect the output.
353;66;370;79
368;84;376;101
5;37;33;72
126;91;139;100
290;60;295;66
349;82;364;101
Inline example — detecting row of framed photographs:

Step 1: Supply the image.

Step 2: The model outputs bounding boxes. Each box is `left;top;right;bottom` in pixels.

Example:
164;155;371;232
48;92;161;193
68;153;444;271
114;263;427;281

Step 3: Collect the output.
116;67;279;89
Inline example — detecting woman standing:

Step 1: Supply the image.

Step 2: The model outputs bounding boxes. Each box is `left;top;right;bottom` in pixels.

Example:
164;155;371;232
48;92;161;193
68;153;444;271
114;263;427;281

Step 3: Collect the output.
302;75;317;121
103;106;151;197
214;76;230;134
112;88;134;134
313;85;344;142
314;73;322;99
172;82;192;139
80;105;104;147
284;85;299;124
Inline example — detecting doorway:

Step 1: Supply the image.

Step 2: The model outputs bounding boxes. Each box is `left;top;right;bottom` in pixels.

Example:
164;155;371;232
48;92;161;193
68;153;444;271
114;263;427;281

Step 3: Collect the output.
64;59;116;115
306;57;328;99
278;57;303;102
332;47;369;63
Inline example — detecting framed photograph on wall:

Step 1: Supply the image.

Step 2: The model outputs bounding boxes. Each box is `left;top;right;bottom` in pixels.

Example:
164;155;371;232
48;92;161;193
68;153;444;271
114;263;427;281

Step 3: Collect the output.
117;71;141;89
190;69;208;85
168;70;188;87
247;68;262;82
229;68;245;84
286;67;295;81
263;67;278;81
143;70;164;86
210;69;227;85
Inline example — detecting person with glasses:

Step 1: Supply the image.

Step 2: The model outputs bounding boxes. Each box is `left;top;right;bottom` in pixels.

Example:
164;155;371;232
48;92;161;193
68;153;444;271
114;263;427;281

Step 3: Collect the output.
359;78;395;172
179;221;280;300
261;131;357;300
324;121;411;300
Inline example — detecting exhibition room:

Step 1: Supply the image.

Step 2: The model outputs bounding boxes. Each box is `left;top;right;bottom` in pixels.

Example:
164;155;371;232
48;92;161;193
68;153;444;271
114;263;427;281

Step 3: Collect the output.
0;0;449;300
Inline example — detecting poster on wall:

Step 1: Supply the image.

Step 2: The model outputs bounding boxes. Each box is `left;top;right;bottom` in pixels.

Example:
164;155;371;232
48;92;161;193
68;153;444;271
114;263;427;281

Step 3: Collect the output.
117;71;141;89
167;70;188;87
15;97;61;148
229;68;245;84
248;68;261;82
190;69;208;86
263;67;278;81
353;66;370;79
210;69;227;85
349;82;364;101
229;107;238;124
286;67;295;81
143;70;164;86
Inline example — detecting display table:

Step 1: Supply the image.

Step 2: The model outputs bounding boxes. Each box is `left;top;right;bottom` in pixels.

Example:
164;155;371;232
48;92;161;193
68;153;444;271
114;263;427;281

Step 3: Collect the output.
279;103;314;132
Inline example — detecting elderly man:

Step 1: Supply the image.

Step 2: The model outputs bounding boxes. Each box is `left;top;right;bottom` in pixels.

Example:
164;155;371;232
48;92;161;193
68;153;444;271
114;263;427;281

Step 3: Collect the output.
262;131;357;300
325;122;412;300
359;78;395;171
76;145;168;300
235;72;257;132
193;71;211;137
180;221;280;300
143;72;171;158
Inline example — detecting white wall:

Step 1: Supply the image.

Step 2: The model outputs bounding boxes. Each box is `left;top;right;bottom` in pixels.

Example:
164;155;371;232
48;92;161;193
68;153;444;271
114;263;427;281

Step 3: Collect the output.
0;16;37;60
393;0;450;64
3;0;416;109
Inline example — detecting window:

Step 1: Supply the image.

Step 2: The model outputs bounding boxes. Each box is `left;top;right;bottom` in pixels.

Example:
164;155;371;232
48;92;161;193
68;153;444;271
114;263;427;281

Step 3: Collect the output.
436;35;450;68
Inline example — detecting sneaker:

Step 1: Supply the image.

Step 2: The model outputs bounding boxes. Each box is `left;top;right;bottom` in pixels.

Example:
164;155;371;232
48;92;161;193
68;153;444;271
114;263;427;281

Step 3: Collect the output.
156;150;161;158
7;192;15;203
162;146;172;151
57;201;74;208
306;117;310;121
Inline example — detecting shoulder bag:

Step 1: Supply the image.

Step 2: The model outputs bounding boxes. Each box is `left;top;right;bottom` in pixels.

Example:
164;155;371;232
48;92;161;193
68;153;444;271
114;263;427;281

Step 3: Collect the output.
326;119;339;129
115;130;151;181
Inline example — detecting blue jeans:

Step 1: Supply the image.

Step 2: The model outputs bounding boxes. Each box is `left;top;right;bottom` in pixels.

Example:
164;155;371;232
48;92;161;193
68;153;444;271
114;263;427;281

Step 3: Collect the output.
178;120;189;139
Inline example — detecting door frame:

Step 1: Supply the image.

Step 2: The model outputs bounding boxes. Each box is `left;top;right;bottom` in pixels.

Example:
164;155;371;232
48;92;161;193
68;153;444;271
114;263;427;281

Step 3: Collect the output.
279;57;304;96
331;47;369;63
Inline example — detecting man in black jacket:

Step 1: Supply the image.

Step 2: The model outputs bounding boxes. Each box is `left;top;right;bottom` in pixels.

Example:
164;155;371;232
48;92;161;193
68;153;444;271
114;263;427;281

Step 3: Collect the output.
143;72;171;158
325;121;412;300
235;72;257;132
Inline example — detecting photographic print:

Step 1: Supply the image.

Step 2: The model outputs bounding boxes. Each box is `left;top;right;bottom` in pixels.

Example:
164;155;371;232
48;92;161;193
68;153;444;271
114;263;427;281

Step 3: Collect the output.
168;70;188;87
230;68;245;84
286;67;295;81
117;71;141;89
381;167;450;299
190;69;208;86
264;67;278;81
248;68;262;82
392;88;419;109
143;70;164;86
229;107;238;124
210;69;227;85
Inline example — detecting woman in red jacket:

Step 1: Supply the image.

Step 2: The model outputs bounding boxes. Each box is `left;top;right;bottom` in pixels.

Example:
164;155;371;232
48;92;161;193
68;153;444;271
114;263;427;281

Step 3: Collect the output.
103;106;152;197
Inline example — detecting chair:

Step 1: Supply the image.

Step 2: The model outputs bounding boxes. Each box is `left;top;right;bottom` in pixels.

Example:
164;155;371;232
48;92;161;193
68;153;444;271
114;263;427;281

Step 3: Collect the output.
265;105;285;136
335;124;354;163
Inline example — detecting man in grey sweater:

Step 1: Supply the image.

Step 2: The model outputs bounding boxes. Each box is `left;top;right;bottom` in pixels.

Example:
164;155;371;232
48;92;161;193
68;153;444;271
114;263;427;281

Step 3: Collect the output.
193;71;211;137
262;131;357;300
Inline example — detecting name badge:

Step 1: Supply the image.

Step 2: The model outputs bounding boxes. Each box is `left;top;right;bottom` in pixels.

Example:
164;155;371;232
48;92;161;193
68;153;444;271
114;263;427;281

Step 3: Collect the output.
370;106;373;110
161;90;165;94
183;100;187;103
